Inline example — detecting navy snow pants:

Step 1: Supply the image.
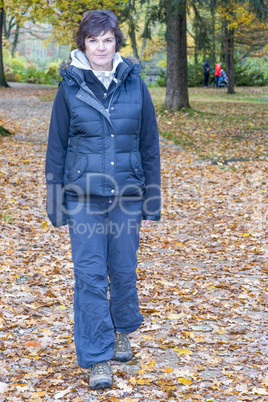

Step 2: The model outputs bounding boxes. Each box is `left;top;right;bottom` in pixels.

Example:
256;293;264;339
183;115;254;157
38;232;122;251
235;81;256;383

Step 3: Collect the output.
66;199;144;368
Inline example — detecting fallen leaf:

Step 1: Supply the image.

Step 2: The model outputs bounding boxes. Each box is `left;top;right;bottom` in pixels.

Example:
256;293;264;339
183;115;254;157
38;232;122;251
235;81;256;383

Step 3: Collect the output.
174;348;193;355
54;386;72;399
23;341;41;348
178;377;192;385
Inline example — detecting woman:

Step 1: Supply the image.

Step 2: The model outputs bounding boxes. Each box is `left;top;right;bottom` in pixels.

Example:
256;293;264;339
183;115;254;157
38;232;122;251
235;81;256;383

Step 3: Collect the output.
45;9;161;389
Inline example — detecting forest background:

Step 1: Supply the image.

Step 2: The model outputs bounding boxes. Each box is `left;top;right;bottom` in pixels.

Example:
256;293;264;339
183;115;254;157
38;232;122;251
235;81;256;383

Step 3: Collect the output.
0;0;268;110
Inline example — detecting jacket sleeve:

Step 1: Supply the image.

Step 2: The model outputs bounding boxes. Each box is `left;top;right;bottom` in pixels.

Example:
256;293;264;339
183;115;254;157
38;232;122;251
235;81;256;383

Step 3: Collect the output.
139;79;161;221
45;83;70;227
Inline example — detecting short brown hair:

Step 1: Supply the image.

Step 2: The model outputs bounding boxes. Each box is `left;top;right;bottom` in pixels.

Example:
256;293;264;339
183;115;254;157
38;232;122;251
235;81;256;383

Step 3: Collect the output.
76;9;123;53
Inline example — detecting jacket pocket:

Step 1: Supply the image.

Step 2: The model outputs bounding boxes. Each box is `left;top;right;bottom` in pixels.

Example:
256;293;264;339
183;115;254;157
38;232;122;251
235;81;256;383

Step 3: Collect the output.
130;152;144;180
67;155;88;181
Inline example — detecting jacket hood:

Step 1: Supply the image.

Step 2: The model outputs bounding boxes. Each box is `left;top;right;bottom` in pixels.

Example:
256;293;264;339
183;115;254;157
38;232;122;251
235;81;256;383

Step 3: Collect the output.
70;49;124;72
58;52;140;78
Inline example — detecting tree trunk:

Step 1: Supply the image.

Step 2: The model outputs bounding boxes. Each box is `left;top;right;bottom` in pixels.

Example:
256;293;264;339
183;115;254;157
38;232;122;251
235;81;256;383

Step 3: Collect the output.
0;3;9;88
165;2;190;109
226;25;235;94
11;23;20;56
221;18;226;64
212;10;216;63
194;14;198;64
140;0;150;64
128;18;139;59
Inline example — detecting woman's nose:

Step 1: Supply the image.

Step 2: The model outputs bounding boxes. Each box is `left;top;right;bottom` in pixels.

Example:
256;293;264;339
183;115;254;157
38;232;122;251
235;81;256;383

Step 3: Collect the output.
97;41;105;50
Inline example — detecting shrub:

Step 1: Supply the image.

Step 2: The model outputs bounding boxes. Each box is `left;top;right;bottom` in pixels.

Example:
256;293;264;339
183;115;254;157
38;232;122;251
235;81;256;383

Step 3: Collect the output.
5;72;23;82
45;61;62;85
3;49;27;77
187;63;204;87
234;60;268;86
3;48;61;85
154;63;205;87
155;69;167;87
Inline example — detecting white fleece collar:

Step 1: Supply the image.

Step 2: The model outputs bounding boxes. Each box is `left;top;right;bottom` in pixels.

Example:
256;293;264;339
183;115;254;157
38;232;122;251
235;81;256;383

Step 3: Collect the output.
70;49;123;89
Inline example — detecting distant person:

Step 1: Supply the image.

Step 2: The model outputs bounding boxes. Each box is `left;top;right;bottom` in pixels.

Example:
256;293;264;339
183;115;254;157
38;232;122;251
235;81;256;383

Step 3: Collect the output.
215;62;222;88
203;61;210;87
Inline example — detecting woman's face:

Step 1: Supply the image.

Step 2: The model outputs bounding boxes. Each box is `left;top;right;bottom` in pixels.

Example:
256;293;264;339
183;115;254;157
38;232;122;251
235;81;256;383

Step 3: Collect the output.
85;31;116;71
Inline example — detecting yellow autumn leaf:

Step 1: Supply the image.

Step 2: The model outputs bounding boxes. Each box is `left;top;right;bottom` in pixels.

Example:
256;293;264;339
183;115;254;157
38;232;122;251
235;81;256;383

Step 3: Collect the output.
41;221;49;231
164;367;174;373
215;327;226;335
137;369;146;375
57;304;67;310
130;378;136;385
138;361;156;374
136;378;153;385
28;355;41;360
142;335;154;340
174;348;193;355
178;377;192;385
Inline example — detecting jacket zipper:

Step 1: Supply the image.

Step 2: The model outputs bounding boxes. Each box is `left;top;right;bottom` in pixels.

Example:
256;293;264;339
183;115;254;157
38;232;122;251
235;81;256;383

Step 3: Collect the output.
107;79;121;115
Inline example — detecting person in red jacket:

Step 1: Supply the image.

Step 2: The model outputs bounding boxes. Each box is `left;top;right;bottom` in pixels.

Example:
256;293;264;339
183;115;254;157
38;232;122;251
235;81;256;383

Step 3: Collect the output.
215;62;222;88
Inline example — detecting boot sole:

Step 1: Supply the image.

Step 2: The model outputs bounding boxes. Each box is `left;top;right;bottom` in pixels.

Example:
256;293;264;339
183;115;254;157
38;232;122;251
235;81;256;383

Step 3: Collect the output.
113;352;132;362
89;379;113;389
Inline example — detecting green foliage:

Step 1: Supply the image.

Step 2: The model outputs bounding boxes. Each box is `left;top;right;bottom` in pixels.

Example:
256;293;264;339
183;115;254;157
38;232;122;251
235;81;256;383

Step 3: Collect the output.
46;61;62;84
0;125;12;136
155;69;166;87
155;63;204;87
187;63;204;87
2;210;13;224
3;49;61;85
234;60;268;86
3;50;27;76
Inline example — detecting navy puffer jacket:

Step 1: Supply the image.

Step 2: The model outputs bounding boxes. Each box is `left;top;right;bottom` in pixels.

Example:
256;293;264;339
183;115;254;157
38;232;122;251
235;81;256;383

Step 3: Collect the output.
45;57;161;226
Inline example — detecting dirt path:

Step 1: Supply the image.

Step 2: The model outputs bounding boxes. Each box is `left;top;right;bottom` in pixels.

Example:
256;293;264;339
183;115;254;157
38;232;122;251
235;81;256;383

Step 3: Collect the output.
0;84;267;401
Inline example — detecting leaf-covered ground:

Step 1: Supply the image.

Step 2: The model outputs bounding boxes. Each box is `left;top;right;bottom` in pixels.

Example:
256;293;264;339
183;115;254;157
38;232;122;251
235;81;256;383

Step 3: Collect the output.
0;84;268;402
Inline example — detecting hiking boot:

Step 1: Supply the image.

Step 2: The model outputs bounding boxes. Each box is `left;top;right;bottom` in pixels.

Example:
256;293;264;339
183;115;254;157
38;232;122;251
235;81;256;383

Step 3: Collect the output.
89;361;113;389
113;331;132;362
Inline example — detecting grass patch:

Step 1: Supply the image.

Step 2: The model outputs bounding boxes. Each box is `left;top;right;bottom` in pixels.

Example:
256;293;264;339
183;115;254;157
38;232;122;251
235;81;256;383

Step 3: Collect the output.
35;88;57;102
151;86;268;160
2;210;13;224
160;130;194;148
